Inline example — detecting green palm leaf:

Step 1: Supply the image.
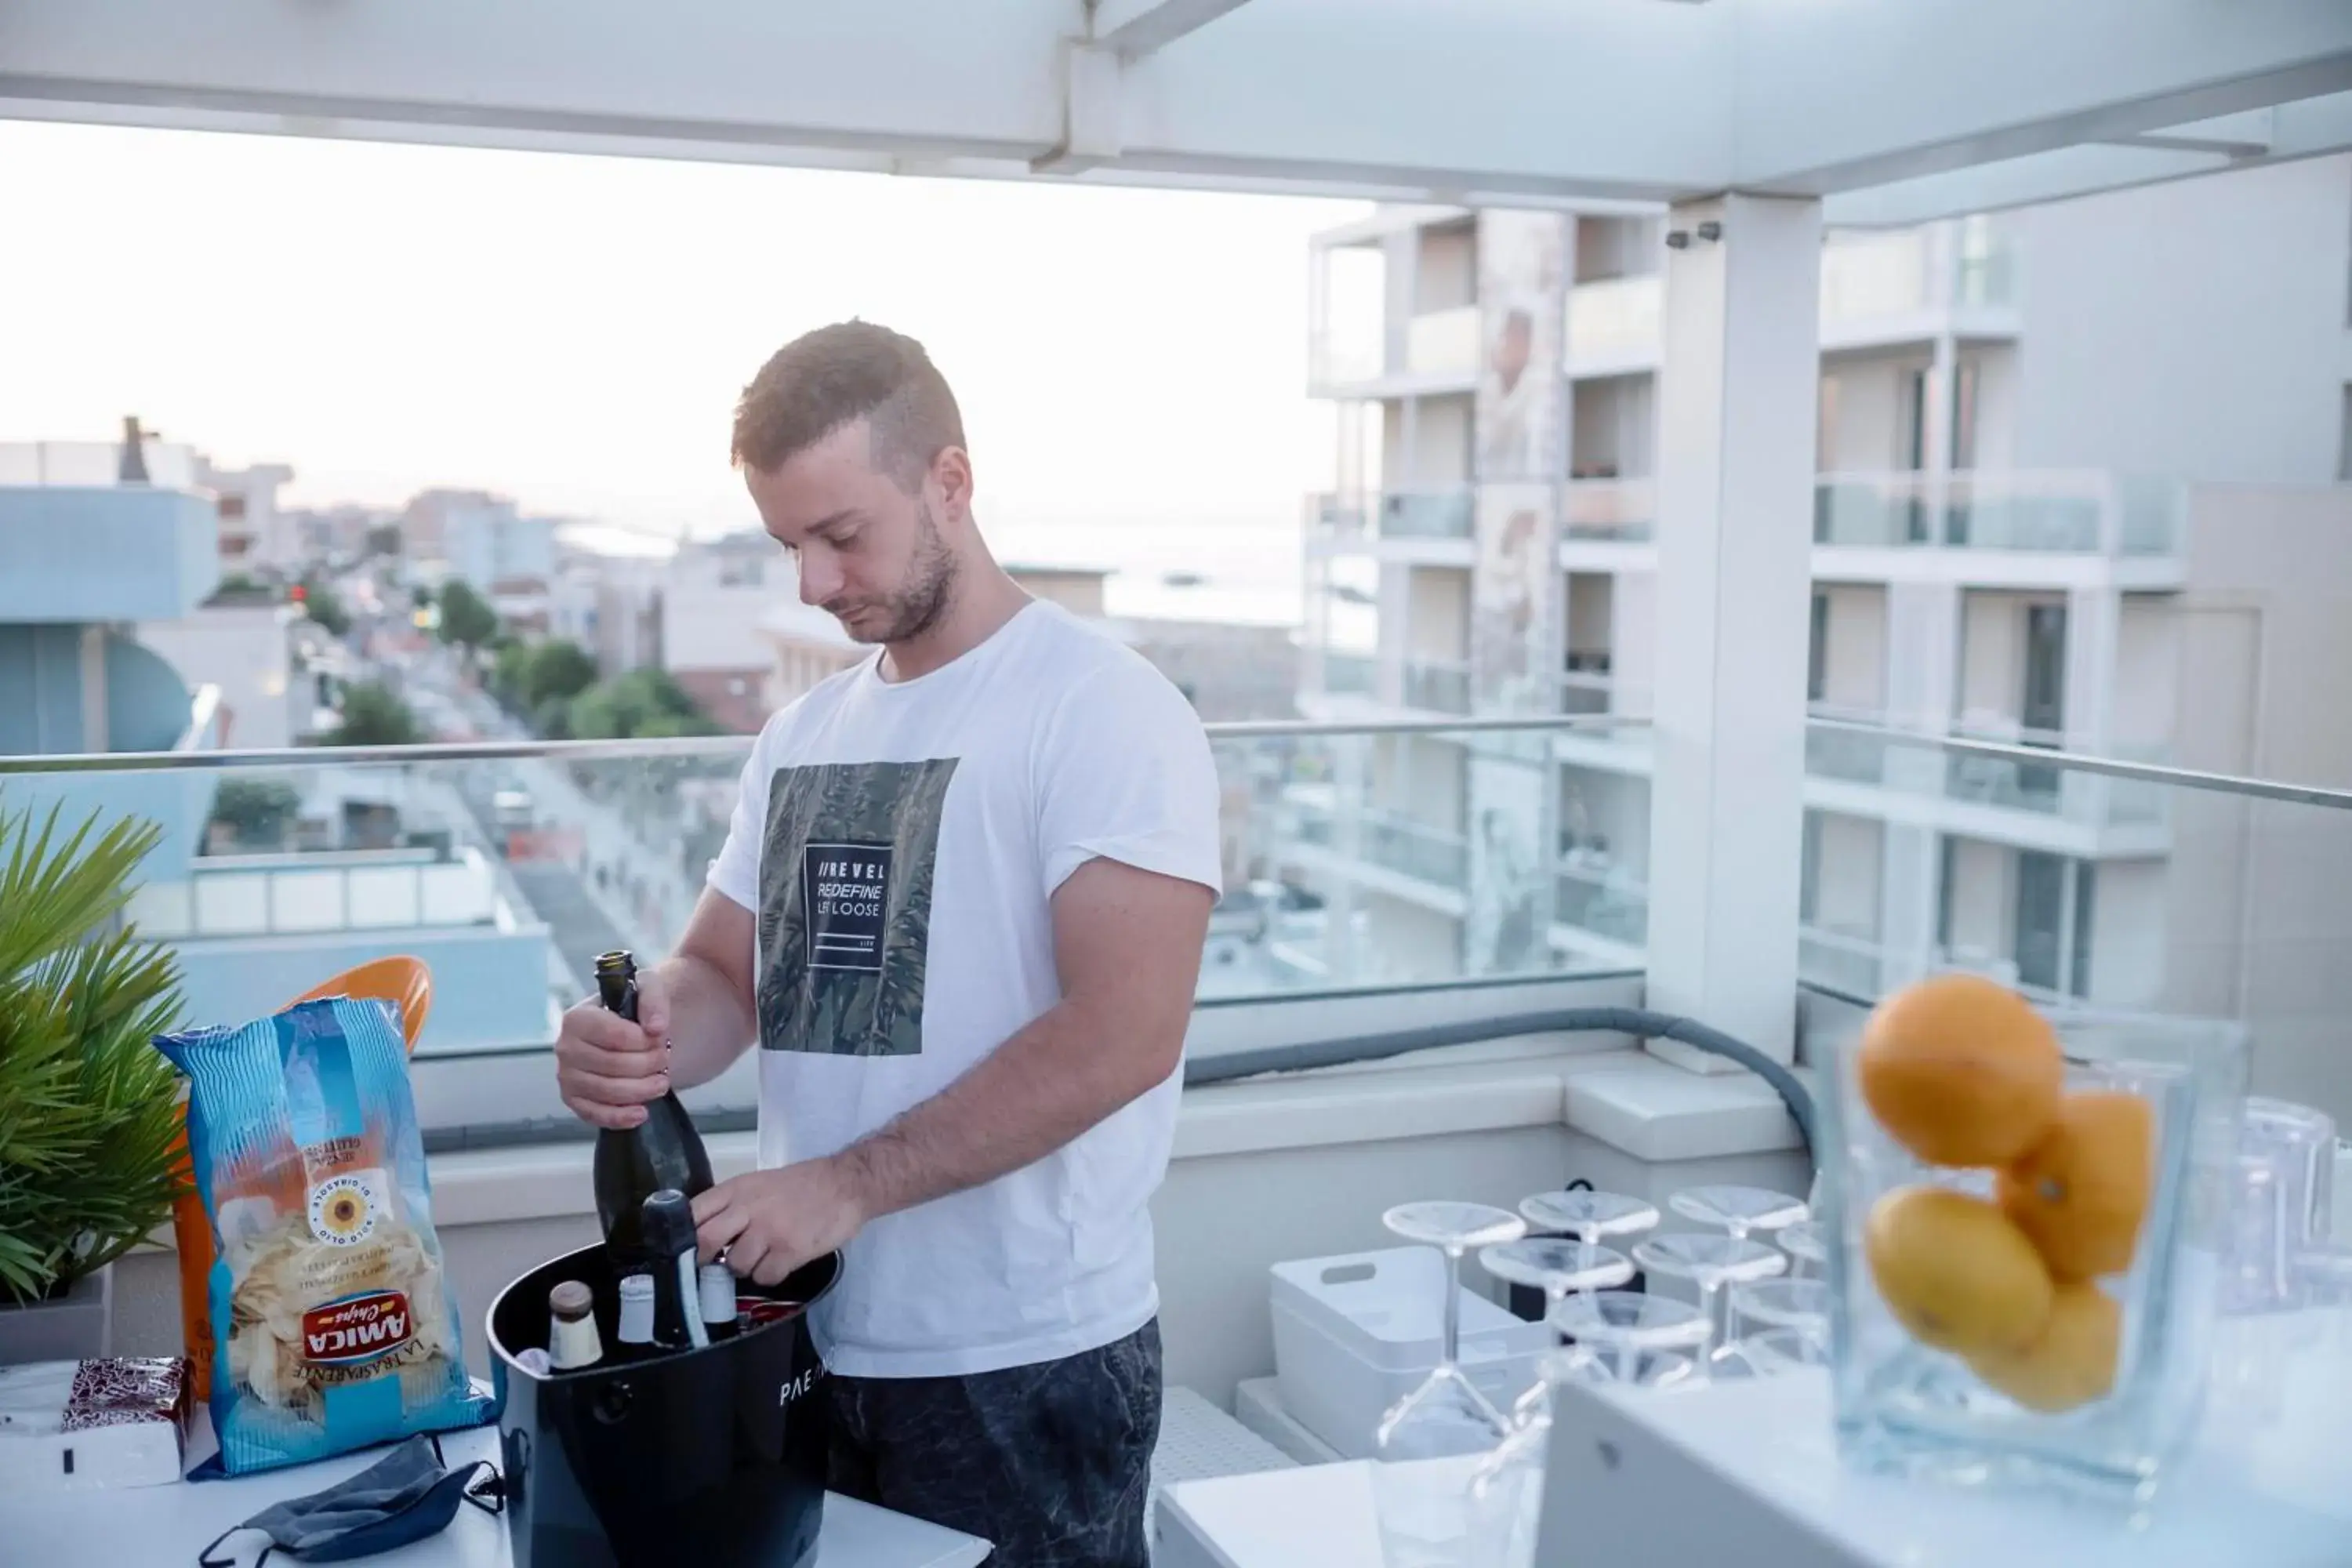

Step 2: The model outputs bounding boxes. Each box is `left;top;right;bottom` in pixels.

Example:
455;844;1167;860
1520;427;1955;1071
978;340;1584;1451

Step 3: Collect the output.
0;794;188;1302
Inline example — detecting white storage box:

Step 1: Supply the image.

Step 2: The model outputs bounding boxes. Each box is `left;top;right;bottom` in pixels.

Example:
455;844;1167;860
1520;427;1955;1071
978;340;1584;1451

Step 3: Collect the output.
1270;1247;1552;1460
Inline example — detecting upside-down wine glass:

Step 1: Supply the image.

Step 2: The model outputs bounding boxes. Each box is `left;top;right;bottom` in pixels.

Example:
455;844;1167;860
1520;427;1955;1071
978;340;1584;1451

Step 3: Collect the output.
1373;1202;1528;1567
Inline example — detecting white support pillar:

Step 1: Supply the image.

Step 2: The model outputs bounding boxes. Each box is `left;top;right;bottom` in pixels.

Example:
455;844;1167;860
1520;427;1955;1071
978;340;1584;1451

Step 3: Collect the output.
1646;194;1823;1069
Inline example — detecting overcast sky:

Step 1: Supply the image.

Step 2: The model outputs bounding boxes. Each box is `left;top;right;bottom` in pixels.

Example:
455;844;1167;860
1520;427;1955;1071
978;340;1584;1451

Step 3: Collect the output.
0;121;1355;553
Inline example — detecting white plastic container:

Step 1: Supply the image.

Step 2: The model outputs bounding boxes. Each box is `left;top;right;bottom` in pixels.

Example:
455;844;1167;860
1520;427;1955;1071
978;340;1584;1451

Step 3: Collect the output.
1269;1247;1552;1460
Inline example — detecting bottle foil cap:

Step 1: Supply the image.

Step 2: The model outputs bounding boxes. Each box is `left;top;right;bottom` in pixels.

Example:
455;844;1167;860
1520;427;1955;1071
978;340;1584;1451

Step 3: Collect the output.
699;1261;738;1324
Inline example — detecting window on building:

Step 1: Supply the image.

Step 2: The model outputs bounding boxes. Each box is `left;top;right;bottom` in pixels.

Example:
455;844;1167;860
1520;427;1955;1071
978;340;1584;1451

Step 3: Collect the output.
1807;591;1829;704
2014;850;2066;993
1799;810;1822;924
2339;386;2352;481
1900;366;1929;471
217;494;247;520
2022;602;2067;739
1951;358;1980;471
2070;862;2096;1000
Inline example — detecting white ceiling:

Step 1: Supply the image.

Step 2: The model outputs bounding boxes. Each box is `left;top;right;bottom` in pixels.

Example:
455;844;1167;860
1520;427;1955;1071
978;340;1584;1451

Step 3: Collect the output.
1;0;2347;223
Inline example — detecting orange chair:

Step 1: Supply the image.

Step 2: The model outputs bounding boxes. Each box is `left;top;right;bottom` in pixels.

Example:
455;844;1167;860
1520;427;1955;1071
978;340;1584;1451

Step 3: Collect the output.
172;957;433;1399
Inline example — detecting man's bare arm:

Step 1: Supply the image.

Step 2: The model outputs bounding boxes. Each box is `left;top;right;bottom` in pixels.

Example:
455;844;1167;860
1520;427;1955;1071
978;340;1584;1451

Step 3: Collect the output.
646;889;760;1092
692;857;1212;1282
843;857;1211;1211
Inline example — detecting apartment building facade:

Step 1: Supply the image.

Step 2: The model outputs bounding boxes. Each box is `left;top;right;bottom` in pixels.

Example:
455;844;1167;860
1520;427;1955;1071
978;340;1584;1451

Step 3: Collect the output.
1294;158;2352;1099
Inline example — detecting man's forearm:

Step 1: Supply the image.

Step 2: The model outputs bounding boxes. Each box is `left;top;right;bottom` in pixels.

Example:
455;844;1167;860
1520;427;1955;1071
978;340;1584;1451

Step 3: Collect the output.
833;996;1178;1221
652;950;757;1091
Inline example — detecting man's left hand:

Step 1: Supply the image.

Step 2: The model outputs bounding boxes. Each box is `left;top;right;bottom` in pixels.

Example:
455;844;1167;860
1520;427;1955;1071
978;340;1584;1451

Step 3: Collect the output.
692;1158;869;1287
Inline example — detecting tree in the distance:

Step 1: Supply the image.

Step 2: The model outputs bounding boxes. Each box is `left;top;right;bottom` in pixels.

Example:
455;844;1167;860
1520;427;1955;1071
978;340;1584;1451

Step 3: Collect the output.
437;579;499;651
323;681;423;747
299;577;352;638
205;779;301;849
568;668;720;740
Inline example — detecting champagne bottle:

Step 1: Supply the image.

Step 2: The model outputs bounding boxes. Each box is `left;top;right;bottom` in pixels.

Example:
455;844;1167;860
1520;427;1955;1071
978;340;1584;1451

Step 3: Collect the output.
591;950;713;1276
547;1279;604;1371
641;1189;709;1353
615;1273;656;1362
698;1262;739;1345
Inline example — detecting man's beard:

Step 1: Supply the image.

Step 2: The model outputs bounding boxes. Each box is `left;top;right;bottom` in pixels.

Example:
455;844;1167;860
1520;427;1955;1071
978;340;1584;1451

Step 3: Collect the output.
835;500;956;645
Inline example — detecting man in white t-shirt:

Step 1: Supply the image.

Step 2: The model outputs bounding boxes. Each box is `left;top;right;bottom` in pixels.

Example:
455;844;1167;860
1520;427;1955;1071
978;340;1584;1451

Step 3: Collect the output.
552;322;1220;1565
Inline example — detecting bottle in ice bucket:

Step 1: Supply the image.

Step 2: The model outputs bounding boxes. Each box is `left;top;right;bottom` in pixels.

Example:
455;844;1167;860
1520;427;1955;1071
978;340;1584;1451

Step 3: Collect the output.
615;1274;657;1361
699;1262;739;1345
642;1189;709;1353
592;950;713;1276
548;1279;604;1371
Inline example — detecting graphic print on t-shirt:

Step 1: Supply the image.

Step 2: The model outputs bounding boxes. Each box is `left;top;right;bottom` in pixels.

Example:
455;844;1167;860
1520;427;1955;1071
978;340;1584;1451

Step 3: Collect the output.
756;757;957;1057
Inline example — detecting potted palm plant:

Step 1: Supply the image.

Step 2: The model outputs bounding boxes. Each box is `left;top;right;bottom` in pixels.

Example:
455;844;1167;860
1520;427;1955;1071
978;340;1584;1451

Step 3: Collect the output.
0;797;187;1365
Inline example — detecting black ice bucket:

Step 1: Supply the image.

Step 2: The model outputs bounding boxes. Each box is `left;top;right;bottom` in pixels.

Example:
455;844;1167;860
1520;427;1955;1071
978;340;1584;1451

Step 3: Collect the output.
487;1243;840;1568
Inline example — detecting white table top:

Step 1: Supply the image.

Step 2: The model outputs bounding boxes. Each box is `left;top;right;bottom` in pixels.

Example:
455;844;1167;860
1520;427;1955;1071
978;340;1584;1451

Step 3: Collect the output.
0;1419;991;1568
1163;1314;2352;1568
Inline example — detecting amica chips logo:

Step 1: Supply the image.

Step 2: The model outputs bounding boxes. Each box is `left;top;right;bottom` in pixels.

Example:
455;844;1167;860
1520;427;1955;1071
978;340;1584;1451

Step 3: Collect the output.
303;1290;414;1366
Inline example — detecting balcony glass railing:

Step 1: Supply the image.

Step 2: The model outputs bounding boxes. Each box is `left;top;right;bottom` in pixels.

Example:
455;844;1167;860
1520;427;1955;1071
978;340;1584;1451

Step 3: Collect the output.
1402;659;1472;715
1819;230;1932;322
1555;859;1647;946
1813;470;2183;558
3;714;1639;1074
1403;306;1481;377
14;715;2352;1133
1806;712;2171;833
1564;274;1662;361
1563;477;1656;542
1320;650;1378;695
1314;490;1475;543
1361;808;1471;889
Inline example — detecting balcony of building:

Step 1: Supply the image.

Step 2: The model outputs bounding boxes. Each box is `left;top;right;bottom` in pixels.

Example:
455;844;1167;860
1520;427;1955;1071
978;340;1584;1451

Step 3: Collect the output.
1561;218;2020;379
1307;218;1483;399
1308;490;1476;564
1812;470;2187;589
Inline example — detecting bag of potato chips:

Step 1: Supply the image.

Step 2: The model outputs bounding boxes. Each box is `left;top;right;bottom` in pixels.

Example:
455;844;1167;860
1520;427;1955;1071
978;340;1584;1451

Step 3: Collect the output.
156;996;492;1477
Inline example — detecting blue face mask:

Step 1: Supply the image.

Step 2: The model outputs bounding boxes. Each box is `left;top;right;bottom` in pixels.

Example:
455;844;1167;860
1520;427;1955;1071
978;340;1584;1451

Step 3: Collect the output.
197;1435;503;1566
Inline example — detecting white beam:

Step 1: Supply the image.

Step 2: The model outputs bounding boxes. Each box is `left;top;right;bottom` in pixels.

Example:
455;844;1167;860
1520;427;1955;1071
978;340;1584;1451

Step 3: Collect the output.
1733;0;2352;193
1645;195;1822;1069
1091;0;1254;59
0;0;1735;205
1825;90;2352;227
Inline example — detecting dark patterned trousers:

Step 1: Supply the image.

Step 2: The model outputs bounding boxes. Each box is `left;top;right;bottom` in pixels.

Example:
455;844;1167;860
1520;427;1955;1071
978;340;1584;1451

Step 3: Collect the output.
825;1319;1162;1567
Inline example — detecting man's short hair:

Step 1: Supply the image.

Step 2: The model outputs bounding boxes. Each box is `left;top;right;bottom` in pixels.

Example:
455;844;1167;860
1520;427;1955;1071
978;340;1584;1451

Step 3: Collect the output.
730;321;965;489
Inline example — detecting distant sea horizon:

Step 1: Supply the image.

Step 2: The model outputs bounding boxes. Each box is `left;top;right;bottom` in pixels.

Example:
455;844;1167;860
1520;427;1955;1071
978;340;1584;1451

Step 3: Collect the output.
561;510;1307;629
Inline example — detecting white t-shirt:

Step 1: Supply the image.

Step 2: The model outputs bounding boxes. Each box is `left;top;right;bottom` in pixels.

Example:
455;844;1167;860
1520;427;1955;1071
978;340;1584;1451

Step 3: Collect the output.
706;600;1223;1378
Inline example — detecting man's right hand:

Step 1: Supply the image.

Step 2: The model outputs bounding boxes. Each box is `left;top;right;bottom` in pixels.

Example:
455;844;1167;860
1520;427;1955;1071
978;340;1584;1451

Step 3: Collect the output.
554;967;673;1131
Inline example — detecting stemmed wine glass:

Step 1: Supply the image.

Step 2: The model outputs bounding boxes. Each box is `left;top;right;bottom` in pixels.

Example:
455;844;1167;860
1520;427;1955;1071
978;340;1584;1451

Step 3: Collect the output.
1476;1240;1634;1424
1520;1189;1660;1253
1668;1185;1809;1242
1374;1202;1527;1567
1731;1277;1831;1344
1547;1289;1709;1387
1774;1219;1828;1279
1631;1233;1787;1372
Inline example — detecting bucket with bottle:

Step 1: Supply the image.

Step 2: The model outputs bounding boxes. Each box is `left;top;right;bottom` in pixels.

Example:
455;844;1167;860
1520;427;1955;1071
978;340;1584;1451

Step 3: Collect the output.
486;1240;840;1568
485;949;841;1567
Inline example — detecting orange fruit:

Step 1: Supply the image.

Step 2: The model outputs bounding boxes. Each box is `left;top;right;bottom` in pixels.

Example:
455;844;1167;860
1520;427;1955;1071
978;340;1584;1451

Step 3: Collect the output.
1858;974;2063;1166
1968;1281;2122;1414
1865;1185;2054;1358
1996;1091;2154;1281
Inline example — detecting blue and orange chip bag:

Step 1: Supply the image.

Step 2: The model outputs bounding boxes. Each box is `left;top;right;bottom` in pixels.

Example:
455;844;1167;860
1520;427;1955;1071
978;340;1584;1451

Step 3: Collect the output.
156;996;492;1477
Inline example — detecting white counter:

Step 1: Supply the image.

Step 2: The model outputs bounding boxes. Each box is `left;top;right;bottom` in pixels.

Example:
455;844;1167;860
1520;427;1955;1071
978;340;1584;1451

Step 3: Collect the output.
1162;1315;2352;1568
0;1419;989;1568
